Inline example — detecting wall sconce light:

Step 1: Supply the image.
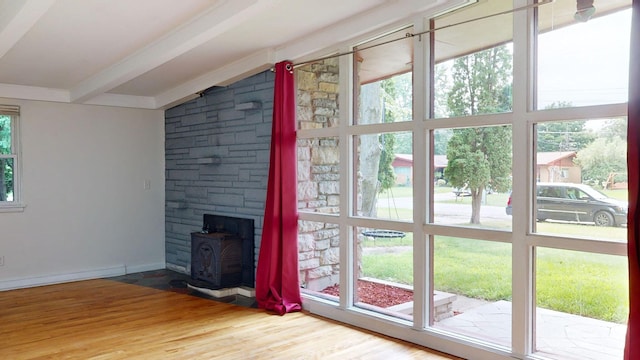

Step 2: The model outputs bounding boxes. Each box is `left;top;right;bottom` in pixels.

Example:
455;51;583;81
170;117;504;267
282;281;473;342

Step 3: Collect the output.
574;0;596;22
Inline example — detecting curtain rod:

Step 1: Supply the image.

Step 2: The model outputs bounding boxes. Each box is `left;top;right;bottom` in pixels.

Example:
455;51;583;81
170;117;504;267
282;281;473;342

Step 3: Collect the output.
274;0;554;71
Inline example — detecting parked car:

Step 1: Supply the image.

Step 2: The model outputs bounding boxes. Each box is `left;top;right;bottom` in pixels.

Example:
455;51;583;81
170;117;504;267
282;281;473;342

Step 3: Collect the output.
452;186;472;197
505;183;627;227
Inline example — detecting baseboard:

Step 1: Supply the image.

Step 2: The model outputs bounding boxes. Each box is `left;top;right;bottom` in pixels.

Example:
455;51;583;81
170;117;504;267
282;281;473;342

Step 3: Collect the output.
0;265;127;291
125;262;166;274
166;263;188;275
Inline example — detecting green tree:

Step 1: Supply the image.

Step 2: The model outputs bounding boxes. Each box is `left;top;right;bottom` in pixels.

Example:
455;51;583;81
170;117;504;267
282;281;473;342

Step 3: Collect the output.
446;46;512;116
0;115;11;201
434;64;451;119
377;74;414;193
574;138;626;187
434;129;452;155
536;102;595;152
599;118;627;140
536;121;595;152
443;45;513;224
358;74;407;217
383;73;412;156
574;119;627;187
393;132;412;154
445;127;512;223
378;133;395;191
382;72;412;122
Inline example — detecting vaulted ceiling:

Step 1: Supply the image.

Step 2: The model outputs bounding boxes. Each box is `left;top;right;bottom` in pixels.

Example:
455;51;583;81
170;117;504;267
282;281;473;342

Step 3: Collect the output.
0;0;463;110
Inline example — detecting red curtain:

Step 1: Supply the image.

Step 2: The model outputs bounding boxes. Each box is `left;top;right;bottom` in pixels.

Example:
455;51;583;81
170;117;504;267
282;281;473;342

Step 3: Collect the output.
255;61;302;315
626;1;640;358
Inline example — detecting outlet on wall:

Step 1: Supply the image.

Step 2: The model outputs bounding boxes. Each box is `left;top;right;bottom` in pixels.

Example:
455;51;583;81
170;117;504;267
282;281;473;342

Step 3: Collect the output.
0;256;4;266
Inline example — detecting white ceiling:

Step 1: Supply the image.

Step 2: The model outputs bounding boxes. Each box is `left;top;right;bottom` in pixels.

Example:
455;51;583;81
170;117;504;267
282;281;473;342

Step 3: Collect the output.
0;0;464;110
4;0;627;110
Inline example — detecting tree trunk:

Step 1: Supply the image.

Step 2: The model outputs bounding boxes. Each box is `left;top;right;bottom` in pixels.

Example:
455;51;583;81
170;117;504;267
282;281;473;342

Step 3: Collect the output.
358;83;383;217
470;187;483;224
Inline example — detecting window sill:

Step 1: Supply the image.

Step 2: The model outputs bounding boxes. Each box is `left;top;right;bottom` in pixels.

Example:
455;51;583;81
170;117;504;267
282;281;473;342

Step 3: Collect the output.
0;203;26;213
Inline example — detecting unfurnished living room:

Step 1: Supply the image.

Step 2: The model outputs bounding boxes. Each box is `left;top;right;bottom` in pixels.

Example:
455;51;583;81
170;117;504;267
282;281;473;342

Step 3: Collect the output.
1;1;639;359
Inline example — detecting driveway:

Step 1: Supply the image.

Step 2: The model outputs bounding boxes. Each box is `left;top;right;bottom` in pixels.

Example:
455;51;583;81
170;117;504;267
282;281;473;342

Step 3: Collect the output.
377;195;511;226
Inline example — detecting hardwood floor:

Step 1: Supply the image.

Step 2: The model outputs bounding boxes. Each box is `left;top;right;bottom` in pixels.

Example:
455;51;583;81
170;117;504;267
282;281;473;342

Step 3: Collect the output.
0;279;462;359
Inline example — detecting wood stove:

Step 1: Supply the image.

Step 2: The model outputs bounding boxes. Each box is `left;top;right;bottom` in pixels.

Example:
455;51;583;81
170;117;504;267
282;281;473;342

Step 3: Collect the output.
190;214;255;289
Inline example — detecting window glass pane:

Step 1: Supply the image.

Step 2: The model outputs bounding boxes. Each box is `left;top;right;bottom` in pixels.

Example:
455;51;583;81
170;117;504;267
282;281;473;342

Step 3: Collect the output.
532;118;627;241
535;248;627;359
296;59;339;129
354;27;413;124
0;157;13;201
299;220;341;303
434;2;513;118
0;115;11;155
433;236;512;348
355;131;412;221
433;126;512;230
536;1;631;109
298;137;340;214
356;227;413;322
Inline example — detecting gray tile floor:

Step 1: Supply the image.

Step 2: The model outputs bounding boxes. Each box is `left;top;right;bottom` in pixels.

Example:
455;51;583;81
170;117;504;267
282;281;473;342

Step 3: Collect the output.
108;269;257;308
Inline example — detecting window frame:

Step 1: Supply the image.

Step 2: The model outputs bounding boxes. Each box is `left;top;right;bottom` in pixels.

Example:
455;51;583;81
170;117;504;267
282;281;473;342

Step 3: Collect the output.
297;1;630;359
0;105;24;212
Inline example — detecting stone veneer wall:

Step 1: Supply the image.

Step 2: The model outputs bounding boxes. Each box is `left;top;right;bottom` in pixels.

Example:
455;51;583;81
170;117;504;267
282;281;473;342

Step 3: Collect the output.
164;71;274;275
295;59;342;291
164;64;343;292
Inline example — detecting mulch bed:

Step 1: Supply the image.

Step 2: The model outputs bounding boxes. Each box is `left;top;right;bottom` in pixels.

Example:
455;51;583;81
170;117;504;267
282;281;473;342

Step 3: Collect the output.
321;279;413;308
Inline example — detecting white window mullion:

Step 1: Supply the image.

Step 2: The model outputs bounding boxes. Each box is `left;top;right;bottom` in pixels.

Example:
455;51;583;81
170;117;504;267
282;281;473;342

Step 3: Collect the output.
510;0;535;356
339;47;355;310
411;15;429;330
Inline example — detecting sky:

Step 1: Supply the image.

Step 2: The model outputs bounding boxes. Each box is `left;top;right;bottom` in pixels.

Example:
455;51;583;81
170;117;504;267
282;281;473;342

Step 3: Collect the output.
432;6;632;117
537;8;631;109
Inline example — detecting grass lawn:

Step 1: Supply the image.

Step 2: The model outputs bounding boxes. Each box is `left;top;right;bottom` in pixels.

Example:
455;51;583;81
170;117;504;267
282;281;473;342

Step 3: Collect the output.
536;247;628;323
536;221;627;242
362;235;628;323
601;188;628;201
375;207;412;221
361;185;629;322
379;186;413;198
363;251;413;284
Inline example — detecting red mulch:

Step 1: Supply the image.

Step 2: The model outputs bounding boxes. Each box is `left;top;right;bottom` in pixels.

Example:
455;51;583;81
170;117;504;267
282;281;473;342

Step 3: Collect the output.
321;279;413;308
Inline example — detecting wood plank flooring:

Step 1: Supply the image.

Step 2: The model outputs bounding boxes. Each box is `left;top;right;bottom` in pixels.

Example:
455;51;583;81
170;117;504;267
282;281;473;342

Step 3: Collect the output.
0;279;462;359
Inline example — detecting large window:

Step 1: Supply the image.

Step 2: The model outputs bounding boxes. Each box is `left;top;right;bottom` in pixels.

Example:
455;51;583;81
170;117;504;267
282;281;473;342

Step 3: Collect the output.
537;5;630;109
0;105;21;210
297;1;630;359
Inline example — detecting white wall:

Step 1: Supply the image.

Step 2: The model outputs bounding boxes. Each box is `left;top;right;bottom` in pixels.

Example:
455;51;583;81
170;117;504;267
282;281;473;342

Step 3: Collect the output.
0;99;165;290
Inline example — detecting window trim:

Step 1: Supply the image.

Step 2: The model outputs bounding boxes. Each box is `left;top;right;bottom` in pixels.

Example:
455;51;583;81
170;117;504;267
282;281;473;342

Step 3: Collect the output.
0;105;24;212
297;2;630;359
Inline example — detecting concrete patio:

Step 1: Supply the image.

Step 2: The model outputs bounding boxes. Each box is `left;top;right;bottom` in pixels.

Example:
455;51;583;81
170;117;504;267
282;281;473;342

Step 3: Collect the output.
435;300;626;360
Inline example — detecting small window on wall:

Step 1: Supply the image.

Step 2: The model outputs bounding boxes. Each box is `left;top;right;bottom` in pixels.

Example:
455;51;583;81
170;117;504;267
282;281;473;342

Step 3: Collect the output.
0;105;22;211
560;168;569;179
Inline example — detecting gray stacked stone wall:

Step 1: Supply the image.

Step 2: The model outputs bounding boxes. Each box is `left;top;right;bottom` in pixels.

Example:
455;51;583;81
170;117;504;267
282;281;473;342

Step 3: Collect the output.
164;71;274;277
295;59;342;291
